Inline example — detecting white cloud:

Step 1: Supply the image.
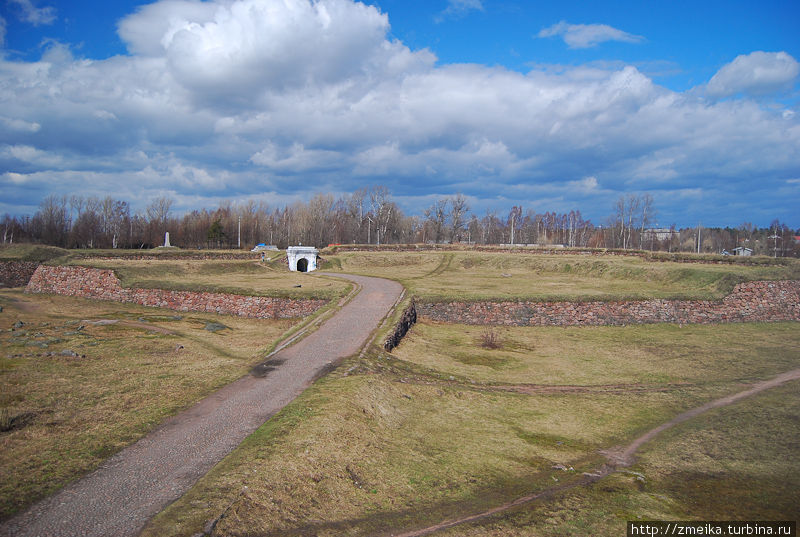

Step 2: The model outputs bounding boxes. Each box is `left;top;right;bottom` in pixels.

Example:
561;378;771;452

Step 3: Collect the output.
0;16;6;47
706;51;800;98
117;0;433;107
538;21;644;49
8;0;56;26
0;0;798;226
438;0;483;20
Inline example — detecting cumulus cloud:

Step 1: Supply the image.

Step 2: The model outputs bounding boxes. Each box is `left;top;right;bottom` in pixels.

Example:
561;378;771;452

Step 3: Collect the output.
0;0;798;225
8;0;56;26
706;51;800;98
538;21;644;49
118;0;433;107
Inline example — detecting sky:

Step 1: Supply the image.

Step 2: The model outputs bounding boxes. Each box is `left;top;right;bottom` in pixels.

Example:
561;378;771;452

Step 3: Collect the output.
1;0;799;228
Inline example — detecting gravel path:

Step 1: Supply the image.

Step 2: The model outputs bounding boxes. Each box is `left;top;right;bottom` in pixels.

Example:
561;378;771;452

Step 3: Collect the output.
0;273;403;537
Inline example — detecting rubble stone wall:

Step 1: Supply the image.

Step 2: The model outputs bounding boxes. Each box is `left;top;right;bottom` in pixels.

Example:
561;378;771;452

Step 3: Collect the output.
0;261;40;288
26;265;326;319
417;280;800;326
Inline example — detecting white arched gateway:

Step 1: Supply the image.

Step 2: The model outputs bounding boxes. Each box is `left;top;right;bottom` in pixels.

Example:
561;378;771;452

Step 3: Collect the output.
287;246;319;272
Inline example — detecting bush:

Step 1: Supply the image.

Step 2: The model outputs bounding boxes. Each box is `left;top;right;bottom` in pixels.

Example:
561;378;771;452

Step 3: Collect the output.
478;328;501;349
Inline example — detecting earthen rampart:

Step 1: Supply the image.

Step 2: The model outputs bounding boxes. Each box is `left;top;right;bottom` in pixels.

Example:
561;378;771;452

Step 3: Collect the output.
417;280;800;326
26;265;325;319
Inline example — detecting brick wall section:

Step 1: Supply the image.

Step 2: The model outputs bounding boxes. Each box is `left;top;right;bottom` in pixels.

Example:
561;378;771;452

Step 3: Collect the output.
417;280;800;327
0;261;40;288
26;265;326;319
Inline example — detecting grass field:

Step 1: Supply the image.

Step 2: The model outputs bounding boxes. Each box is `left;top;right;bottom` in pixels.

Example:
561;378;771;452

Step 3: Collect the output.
322;251;800;302
70;257;350;300
140;321;800;537
3;246;798;533
0;290;301;519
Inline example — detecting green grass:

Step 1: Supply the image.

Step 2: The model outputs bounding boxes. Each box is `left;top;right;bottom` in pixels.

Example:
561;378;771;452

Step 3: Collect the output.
322;251;800;302
139;321;800;537
0;290;300;520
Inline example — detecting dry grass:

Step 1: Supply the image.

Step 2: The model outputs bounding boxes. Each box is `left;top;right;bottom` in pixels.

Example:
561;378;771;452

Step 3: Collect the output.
433;383;800;536
0;290;298;519
324;251;800;302
140;321;800;537
70;257;350;300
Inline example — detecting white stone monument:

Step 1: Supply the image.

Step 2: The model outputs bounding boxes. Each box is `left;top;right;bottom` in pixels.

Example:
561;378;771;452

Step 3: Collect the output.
287;245;319;272
164;231;171;248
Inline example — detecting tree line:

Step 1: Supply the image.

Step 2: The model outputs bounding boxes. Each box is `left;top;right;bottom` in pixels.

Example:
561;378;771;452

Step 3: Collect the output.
2;188;798;257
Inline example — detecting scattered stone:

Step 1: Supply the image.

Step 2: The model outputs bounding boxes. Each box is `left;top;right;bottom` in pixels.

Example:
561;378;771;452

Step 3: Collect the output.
60;349;79;357
175;344;185;351
204;322;229;332
552;464;568;471
294;284;302;288
13;320;24;329
0;305;3;312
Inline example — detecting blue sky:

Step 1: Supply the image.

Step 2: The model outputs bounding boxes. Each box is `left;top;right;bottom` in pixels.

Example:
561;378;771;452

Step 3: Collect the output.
1;0;799;228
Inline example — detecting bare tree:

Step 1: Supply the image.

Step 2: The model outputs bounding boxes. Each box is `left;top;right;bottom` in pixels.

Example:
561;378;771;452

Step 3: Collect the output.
368;185;393;245
448;193;470;243
424;198;448;243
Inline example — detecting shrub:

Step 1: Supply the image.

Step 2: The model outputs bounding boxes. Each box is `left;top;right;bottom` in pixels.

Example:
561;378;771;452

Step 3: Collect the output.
479;328;501;349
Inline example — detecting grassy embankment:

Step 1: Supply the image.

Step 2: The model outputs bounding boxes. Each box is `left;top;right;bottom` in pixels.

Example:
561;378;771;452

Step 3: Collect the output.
141;320;800;537
322;250;800;302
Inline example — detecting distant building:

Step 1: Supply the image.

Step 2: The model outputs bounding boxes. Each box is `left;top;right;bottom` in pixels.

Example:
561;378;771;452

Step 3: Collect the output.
287;245;319;272
642;228;676;242
732;246;753;256
251;243;278;252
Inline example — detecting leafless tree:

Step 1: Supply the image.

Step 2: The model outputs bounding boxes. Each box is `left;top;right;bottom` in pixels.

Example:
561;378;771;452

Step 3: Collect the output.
448;193;470;243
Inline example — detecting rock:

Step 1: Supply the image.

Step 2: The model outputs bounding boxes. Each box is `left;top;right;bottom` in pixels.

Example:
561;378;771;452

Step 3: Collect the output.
13;320;24;329
60;349;79;357
204;322;229;332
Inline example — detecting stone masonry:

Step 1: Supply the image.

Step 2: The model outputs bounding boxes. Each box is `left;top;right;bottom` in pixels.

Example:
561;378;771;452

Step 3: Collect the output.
0;261;40;288
26;265;326;319
417;280;800;327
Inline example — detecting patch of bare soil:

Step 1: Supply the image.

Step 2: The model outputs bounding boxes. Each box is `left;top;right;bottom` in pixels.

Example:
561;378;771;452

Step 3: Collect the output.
493;382;691;395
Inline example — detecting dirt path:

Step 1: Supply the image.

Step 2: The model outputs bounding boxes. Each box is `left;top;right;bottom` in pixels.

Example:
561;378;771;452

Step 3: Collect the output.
0;273;403;537
391;367;800;537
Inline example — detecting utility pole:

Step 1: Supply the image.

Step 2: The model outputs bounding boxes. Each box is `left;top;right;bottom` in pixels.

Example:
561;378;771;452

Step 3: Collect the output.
510;213;515;245
696;222;702;254
238;215;241;249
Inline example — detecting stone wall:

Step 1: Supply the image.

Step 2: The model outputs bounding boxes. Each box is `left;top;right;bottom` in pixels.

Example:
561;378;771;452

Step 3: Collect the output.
0;261;40;288
26;265;326;319
384;299;417;351
417;280;800;327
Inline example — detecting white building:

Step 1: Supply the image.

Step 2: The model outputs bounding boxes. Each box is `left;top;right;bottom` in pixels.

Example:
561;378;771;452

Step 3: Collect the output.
287;246;319;272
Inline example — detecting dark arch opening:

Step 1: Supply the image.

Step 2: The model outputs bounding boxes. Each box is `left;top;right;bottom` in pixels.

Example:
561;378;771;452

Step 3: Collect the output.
296;257;309;272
